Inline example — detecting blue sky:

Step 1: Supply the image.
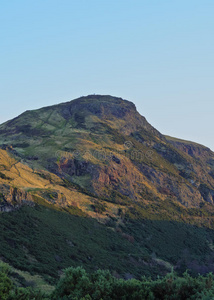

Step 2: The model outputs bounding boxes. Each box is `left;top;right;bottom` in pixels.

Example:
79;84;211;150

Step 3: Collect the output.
1;0;214;150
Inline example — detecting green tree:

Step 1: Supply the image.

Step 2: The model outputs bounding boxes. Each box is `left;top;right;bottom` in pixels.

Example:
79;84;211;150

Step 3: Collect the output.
52;267;91;299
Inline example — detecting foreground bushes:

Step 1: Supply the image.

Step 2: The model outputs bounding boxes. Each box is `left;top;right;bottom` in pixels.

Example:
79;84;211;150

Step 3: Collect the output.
52;267;214;300
1;263;214;299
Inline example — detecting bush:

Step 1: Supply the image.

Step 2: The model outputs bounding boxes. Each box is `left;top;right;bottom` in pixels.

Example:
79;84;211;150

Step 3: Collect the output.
51;267;214;300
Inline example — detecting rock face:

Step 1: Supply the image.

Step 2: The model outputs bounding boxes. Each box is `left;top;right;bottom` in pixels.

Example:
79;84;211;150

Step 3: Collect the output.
0;94;214;210
0;185;34;212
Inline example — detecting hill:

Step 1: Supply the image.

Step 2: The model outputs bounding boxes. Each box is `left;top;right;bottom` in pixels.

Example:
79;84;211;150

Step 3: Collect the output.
0;94;214;284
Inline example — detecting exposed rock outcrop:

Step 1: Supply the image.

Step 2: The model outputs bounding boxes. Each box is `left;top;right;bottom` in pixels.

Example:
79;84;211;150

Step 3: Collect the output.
0;184;34;212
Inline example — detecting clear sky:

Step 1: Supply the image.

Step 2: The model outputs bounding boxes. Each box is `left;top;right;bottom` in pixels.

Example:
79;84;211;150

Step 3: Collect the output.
1;1;214;150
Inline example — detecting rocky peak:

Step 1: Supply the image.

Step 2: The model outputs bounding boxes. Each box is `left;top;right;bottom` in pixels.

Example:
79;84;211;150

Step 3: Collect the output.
66;95;163;138
69;95;137;118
